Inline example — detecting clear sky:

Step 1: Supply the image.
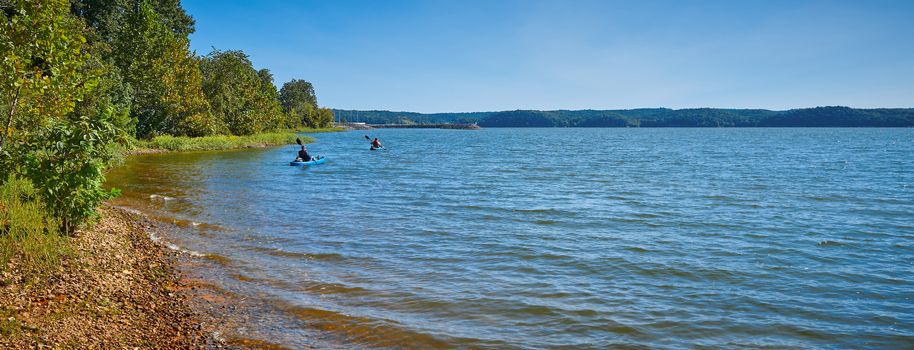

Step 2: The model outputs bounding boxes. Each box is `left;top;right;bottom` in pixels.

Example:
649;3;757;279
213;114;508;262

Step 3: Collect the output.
184;0;914;112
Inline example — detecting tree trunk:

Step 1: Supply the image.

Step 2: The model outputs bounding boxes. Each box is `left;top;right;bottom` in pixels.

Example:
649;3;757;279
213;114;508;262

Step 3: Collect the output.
0;85;21;154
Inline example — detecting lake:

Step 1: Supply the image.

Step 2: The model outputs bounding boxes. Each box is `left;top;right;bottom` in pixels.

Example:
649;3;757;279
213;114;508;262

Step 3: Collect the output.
105;128;914;349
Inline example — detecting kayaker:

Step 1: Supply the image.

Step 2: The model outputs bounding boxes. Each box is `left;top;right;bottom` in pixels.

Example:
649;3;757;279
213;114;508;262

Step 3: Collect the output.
296;145;311;162
371;138;383;149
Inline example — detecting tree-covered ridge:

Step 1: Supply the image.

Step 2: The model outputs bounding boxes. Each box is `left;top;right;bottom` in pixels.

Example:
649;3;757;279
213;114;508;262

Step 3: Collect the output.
334;107;914;127
333;110;492;125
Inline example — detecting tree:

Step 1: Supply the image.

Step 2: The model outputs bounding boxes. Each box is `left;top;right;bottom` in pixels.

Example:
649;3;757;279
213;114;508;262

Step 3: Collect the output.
0;0;94;153
256;68;288;129
1;0;124;233
112;2;212;137
280;79;326;128
200;49;282;135
314;108;334;128
71;0;195;42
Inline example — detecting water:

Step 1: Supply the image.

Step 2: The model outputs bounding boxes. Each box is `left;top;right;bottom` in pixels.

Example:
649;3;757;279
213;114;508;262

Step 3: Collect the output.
105;128;914;349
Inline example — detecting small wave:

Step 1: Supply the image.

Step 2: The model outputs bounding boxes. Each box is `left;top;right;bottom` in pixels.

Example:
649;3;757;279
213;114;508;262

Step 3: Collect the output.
230;273;256;282
624;246;651;253
301;281;370;295
246;246;346;261
806;194;851;202
148;231;205;257
226;336;291;350
514;208;565;215
280;303;452;349
704;194;734;201
203;254;232;266
534;219;557;225
149;194;175;201
519;252;573;261
173;219;224;233
817;240;846;247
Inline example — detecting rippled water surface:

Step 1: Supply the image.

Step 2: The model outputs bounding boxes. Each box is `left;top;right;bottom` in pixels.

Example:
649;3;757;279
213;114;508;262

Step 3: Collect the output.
106;128;914;348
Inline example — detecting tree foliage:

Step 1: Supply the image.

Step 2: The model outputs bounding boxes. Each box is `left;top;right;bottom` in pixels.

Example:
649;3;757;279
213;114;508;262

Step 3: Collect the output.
200;49;283;135
70;0;195;42
112;2;212;137
255;68;289;129
1;0;94;147
279;79;332;128
1;0;125;233
11;112;123;233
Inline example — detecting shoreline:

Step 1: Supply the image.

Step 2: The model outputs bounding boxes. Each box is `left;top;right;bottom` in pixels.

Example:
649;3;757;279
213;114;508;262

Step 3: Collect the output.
0;205;233;348
29;128;348;348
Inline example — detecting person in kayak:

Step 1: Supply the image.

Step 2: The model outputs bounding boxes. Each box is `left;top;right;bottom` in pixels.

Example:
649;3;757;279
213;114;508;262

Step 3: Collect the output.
371;138;383;149
296;145;311;162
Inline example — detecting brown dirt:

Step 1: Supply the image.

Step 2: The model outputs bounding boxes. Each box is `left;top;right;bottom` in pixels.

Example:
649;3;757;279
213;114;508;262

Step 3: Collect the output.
0;206;233;349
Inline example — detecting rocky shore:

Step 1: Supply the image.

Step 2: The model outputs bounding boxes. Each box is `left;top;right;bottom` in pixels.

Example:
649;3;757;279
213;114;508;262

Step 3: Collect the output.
0;206;232;349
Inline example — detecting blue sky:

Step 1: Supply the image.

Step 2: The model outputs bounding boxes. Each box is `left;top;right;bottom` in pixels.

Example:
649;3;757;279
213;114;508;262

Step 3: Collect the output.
184;0;914;112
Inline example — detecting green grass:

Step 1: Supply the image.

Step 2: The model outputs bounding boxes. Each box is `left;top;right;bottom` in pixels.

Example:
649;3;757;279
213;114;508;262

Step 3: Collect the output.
0;176;71;278
133;132;314;152
130;127;344;153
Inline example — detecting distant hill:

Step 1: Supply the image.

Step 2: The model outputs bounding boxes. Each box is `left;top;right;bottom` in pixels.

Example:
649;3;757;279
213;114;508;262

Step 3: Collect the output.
333;107;914;127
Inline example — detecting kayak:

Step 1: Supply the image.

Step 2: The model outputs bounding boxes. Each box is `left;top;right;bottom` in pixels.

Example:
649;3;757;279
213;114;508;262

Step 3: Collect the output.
370;147;385;151
289;157;326;166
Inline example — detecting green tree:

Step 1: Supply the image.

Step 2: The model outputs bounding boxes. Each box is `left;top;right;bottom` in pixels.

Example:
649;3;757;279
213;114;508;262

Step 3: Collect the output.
70;0;195;42
112;2;212;137
1;0;94;153
1;0;124;234
314;108;334;128
255;68;288;129
200;49;282;135
279;79;324;128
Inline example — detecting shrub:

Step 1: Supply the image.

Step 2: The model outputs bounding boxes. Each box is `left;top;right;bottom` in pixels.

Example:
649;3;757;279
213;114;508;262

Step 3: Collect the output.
12;110;123;234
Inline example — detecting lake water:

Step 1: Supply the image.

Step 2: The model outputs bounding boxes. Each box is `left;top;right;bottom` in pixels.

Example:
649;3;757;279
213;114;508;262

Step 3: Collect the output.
106;128;914;349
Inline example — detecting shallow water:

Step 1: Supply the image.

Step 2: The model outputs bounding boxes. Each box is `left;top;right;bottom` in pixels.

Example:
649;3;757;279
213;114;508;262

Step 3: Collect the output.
106;128;914;348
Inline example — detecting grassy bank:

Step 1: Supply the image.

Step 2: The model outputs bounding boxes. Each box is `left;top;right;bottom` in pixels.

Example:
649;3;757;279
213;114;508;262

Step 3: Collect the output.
132;131;310;153
129;127;344;153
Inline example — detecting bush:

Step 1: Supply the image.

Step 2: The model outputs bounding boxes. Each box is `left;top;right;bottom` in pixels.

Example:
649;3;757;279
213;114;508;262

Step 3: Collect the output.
11;111;123;234
0;175;70;277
